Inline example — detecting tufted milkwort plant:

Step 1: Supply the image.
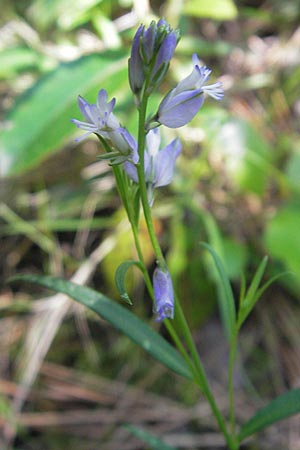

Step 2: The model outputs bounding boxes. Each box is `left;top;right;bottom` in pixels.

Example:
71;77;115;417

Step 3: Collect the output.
14;19;300;450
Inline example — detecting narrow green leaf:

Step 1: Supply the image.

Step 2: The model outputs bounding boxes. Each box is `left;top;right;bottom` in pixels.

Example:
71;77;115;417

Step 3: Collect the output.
239;388;300;441
115;260;144;305
255;271;292;304
201;242;236;341
125;424;177;450
0;51;127;176
238;261;290;328
10;274;192;380
244;256;268;306
237;256;268;328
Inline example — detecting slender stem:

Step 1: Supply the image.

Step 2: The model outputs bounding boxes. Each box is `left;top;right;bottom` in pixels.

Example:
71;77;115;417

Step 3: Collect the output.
175;296;238;448
136;95;165;268
228;330;238;435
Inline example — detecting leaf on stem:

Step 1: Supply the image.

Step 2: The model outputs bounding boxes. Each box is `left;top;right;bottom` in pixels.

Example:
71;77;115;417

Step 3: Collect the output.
237;256;290;329
10;274;192;380
201;242;236;341
115;259;144;305
238;388;300;441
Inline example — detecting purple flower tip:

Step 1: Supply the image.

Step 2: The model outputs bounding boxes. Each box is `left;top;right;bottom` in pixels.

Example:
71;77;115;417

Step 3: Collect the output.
153;268;174;321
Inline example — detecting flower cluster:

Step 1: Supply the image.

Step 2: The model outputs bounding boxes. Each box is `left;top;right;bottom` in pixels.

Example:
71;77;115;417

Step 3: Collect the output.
128;19;180;98
71;19;224;321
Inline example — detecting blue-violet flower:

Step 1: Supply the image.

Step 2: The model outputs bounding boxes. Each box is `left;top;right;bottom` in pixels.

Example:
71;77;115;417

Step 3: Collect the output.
153;267;174;321
71;89;119;140
71;89;138;163
156;54;224;128
124;128;181;205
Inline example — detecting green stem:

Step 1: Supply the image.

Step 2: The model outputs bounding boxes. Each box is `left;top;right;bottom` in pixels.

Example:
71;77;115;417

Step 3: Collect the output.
175;296;238;449
228;330;238;435
136;95;165;268
135;92;237;450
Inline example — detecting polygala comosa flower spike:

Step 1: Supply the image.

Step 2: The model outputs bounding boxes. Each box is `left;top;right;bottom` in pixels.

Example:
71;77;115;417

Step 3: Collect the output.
128;19;180;99
71;89;138;164
154;54;224;128
153;267;174;321
123;128;181;205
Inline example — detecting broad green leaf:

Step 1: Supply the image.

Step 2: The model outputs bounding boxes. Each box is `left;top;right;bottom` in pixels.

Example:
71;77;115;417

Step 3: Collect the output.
11;274;192;380
29;0;103;30
200;111;273;196
178;36;233;58
125;424;177;450
115;260;144;305
239;388;300;441
264;203;300;275
0;51;128;177
183;0;238;20
201;243;236;341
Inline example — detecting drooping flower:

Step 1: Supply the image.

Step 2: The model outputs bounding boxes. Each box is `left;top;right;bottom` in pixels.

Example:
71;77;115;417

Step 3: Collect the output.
153;267;174;321
124;128;181;205
128;19;180;98
71;89;138;164
155;54;224;128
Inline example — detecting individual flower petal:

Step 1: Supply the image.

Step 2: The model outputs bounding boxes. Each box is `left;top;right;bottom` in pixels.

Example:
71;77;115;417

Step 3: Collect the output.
128;25;145;94
153;138;182;187
150;31;177;82
157;90;204;128
141;23;156;63
153;267;174;321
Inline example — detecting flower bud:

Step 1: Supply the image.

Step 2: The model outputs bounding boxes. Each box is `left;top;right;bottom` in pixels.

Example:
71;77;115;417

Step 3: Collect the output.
153;267;174;321
128;20;180;98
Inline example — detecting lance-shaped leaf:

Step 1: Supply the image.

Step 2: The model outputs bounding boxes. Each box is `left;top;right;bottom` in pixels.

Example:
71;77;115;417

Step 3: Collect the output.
10;274;192;380
201;242;236;341
239;388;300;441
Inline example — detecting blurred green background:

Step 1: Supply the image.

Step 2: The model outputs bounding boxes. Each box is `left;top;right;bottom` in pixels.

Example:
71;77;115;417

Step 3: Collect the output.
0;0;299;449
